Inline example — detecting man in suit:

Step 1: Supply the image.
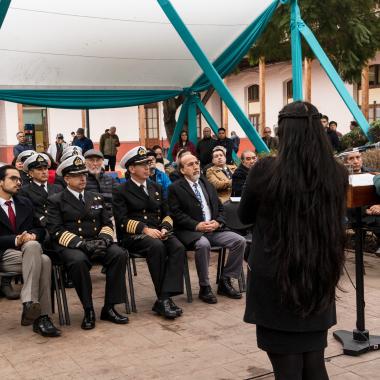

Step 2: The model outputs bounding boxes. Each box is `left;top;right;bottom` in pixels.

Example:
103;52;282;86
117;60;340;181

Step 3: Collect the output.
0;165;61;337
18;153;62;228
47;155;128;330
231;150;257;197
113;146;185;319
168;154;245;304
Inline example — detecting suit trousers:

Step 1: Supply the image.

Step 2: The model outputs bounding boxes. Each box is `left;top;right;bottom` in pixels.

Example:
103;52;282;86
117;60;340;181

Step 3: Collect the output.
104;155;116;171
60;244;127;309
0;241;52;315
193;231;246;286
126;235;185;298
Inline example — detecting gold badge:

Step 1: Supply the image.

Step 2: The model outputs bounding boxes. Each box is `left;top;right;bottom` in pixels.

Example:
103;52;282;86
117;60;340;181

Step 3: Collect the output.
138;147;147;156
36;155;45;162
73;156;83;166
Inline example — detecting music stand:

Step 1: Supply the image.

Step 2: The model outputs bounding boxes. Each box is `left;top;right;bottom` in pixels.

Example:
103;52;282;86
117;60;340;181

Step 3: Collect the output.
333;184;380;356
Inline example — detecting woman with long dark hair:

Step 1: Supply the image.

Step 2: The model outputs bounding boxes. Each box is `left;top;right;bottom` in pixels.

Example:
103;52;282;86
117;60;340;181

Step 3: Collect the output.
171;130;196;159
238;101;348;380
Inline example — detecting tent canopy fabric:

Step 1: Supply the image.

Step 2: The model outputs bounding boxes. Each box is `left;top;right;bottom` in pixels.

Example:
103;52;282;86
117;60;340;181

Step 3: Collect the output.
0;0;276;91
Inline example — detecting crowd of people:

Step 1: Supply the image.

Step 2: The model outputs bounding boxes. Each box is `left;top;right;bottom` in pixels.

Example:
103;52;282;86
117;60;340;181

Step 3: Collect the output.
1;105;378;379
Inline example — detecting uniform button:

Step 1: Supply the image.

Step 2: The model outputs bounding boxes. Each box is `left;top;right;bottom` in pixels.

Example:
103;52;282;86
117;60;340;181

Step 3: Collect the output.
78;220;81;224
121;224;124;228
94;227;97;231
144;216;147;220
45;210;48;214
143;210;146;213
93;219;96;222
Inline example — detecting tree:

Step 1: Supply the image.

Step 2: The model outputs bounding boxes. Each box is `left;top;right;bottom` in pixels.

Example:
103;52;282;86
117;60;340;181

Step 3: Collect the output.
162;87;215;142
249;0;380;83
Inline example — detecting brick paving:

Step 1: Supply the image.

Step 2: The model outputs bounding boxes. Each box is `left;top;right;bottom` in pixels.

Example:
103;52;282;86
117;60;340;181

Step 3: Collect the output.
0;251;379;379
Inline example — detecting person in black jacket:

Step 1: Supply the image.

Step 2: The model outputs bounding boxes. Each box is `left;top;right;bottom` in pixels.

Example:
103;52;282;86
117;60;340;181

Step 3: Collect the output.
168;153;245;304
0;165;61;337
238;101;348;379
196;127;215;168
215;128;235;164
113;146;185;320
231;150;257;197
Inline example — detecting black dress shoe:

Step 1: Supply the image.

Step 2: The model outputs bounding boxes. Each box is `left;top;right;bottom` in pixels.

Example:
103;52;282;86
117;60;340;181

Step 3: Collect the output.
199;285;218;304
152;299;177;319
81;308;96;330
100;306;129;324
168;298;183;316
21;302;41;326
217;277;242;299
33;315;61;337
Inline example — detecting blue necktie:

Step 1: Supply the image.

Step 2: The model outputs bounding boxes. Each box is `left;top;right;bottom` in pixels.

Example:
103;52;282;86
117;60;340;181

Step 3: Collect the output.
193;183;205;221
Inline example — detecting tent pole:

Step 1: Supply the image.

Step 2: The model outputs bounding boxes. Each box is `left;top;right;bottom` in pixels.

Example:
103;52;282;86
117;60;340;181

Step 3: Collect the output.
195;97;240;163
167;97;190;161
290;0;303;101
157;0;269;153
188;95;198;145
85;109;90;138
0;0;11;29
298;21;371;139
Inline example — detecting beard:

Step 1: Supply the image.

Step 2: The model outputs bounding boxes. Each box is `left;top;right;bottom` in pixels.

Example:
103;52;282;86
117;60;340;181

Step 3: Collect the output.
191;173;200;182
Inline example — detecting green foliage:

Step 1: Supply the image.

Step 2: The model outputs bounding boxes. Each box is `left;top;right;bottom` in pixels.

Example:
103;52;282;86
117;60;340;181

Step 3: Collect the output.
249;0;380;83
368;119;380;142
340;128;369;150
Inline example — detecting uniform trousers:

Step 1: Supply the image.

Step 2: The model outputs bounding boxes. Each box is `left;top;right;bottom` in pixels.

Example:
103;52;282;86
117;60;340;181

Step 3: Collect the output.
0;241;51;315
193;231;246;286
59;244;126;309
125;235;185;298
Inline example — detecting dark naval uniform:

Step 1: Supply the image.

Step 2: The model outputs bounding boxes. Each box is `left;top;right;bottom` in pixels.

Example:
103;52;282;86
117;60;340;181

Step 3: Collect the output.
19;182;62;227
113;179;185;298
47;189;126;309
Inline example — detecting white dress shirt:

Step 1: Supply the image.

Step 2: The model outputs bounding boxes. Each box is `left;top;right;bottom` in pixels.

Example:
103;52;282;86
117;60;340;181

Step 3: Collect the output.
131;177;149;195
33;180;48;193
0;196;16;217
67;187;85;201
185;177;211;221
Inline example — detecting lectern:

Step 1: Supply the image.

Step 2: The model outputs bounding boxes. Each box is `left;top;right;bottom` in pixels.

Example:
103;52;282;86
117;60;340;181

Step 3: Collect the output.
333;184;380;355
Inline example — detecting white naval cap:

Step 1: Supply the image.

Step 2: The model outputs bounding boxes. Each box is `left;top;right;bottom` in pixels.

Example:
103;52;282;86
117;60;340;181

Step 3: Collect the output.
16;150;36;163
56;155;88;177
60;147;82;163
119;146;150;170
23;153;51;173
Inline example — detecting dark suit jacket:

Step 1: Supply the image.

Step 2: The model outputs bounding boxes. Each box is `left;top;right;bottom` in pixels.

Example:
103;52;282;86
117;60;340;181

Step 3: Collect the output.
47;189;114;252
18;182;62;227
238;157;343;332
0;195;44;254
168;176;226;247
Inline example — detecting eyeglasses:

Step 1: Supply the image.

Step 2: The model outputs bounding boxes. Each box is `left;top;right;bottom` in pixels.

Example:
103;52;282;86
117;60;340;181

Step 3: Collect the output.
6;176;22;184
244;156;257;161
184;160;200;168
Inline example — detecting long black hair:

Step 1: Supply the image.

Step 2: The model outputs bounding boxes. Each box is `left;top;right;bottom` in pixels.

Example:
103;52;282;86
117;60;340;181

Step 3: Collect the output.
267;101;347;317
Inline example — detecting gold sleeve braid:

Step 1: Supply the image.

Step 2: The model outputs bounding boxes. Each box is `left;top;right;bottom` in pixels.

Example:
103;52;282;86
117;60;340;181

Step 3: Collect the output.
58;231;78;247
126;220;140;234
99;226;114;238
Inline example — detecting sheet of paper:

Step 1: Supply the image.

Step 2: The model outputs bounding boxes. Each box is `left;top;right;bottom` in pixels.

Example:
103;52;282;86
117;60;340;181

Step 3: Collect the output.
349;173;374;187
230;197;241;203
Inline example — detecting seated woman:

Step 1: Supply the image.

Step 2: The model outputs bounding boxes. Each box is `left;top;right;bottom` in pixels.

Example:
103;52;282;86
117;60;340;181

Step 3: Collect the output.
206;146;236;203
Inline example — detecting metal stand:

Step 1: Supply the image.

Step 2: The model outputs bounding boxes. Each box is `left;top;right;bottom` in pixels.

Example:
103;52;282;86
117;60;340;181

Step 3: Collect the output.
333;207;380;356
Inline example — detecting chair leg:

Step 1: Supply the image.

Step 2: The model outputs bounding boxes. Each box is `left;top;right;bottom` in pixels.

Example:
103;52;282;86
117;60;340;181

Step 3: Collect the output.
240;266;246;292
51;272;55;315
132;257;137;276
216;250;222;284
124;256;131;314
127;257;137;313
57;265;70;325
183;254;192;303
52;265;65;326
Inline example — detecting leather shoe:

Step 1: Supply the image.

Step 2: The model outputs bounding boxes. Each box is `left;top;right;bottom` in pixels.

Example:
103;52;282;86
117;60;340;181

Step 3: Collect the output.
217;277;242;299
33;315;61;337
199;285;217;304
21;302;41;326
81;308;96;330
168;298;183;316
152;299;177;319
100;306;129;324
0;277;20;300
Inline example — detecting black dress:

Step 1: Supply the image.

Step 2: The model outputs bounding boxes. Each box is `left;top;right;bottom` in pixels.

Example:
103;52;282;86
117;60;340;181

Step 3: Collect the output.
238;157;344;354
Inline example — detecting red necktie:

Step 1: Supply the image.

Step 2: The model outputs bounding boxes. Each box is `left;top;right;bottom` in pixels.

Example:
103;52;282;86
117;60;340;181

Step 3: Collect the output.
5;200;16;232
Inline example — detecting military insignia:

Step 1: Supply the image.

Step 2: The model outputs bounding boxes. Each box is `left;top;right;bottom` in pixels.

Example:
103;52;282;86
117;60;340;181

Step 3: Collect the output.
36;155;45;162
73;150;79;156
138;147;147;156
74;156;83;166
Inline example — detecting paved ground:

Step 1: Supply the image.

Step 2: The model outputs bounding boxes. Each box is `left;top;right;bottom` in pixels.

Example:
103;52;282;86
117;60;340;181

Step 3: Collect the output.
0;251;379;380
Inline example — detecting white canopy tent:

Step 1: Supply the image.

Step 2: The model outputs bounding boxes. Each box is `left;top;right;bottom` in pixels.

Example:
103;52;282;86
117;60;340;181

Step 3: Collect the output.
0;0;274;89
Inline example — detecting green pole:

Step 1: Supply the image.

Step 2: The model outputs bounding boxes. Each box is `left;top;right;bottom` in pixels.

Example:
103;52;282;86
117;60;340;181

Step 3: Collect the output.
167;97;190;161
188;95;198;145
290;0;303;101
157;0;269;153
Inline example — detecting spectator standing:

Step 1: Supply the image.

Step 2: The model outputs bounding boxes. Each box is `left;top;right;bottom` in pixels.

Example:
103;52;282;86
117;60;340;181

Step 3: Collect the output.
327;121;341;151
232;150;257;197
216;128;235;165
262;127;279;151
73;128;93;154
230;131;240;153
349;120;359;131
328;121;342;139
47;133;68;164
146;151;172;199
69;132;77;145
196;127;215;168
99;126;120;171
321;115;329;132
172;130;197;159
13;131;30;158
